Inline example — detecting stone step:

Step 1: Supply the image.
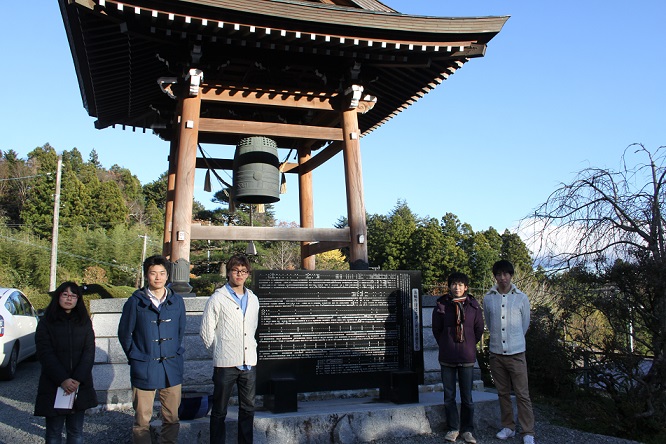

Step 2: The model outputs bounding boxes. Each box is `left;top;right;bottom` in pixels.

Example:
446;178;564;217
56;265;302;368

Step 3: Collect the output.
151;390;499;443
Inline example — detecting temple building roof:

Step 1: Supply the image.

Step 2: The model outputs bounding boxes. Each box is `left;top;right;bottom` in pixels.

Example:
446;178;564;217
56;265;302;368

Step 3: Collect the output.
59;0;508;149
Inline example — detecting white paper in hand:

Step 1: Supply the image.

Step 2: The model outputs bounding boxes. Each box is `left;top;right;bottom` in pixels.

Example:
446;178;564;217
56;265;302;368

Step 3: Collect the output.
54;387;77;409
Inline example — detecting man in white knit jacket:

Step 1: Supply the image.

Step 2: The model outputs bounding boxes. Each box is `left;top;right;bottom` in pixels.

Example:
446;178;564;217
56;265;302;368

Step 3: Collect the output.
200;254;260;444
484;260;536;444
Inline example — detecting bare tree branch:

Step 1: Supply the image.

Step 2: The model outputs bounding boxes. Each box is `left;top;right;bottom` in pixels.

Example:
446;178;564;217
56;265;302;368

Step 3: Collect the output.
523;144;666;421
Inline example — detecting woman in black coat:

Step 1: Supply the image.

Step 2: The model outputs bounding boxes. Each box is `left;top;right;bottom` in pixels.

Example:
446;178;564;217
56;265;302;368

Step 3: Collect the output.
34;281;98;444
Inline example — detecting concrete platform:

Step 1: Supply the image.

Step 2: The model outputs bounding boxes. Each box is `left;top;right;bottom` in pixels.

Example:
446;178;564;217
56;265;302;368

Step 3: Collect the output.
151;390;500;443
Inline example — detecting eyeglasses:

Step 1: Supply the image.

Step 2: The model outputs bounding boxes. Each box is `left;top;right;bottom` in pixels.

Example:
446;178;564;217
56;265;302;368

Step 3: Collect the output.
60;294;78;300
230;269;249;276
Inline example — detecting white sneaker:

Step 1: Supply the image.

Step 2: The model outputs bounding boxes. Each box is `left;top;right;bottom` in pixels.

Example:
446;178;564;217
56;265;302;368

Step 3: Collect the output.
444;430;459;442
496;428;516;440
523;435;535;444
461;431;477;443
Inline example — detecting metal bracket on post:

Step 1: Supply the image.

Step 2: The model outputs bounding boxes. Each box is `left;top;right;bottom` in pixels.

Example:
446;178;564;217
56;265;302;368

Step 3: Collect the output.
343;84;363;109
185;69;204;97
157;77;178;99
357;94;377;114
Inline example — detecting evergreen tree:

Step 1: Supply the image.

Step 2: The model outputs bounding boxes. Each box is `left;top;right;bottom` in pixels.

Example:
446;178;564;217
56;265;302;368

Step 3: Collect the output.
142;172;168;210
144;200;164;227
379;200;418;270
90;181;129;227
500;229;533;274
88;149;102;168
62;148;85;176
405;217;447;288
108;164;143;202
59;169;92;229
76;152;101;190
104;165;144;225
0;150;33;226
483;227;503;253
464;230;501;291
441;212;464;245
438;213;471;276
20;144;59;237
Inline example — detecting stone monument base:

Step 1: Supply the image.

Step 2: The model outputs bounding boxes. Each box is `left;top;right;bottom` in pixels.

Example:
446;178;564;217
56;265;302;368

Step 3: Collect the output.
149;388;498;444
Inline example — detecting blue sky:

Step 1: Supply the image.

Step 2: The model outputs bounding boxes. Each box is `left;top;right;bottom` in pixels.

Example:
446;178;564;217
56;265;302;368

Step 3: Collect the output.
1;1;663;235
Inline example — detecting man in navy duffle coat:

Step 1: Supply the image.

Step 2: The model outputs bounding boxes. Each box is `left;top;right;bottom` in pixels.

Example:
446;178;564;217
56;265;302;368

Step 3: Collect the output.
119;255;186;444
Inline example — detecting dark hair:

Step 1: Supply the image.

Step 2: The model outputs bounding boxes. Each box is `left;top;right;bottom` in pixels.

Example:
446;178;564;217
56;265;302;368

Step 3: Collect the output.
226;254;252;276
492;260;515;276
447;271;470;288
143;255;170;277
43;281;89;324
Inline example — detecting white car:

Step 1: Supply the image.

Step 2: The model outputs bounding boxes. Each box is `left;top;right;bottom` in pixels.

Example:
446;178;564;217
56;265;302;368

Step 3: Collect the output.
0;288;39;380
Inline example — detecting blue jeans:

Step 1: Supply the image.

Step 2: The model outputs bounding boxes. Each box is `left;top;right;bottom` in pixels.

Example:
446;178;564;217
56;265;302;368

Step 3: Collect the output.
441;365;474;433
210;367;256;444
45;411;85;444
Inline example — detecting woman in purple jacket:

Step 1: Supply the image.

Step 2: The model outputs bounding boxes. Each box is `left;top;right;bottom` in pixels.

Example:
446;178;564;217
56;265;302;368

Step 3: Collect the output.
432;272;485;444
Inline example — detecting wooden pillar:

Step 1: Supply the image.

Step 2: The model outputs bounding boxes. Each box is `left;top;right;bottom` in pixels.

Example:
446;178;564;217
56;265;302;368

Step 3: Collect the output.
341;85;368;269
298;146;315;270
169;69;203;294
162;137;177;258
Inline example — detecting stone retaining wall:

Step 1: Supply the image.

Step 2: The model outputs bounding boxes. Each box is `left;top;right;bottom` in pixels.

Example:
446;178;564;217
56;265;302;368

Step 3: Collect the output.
90;297;213;405
90;294;481;406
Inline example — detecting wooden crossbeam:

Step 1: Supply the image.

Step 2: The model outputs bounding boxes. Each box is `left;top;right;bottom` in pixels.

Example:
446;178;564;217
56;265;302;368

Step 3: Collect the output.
198;118;344;141
192;143;342;175
299;141;343;174
191;224;350;242
302;241;349;257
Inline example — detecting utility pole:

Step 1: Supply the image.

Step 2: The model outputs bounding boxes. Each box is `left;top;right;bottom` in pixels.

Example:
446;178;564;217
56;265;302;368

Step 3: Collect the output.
136;234;149;288
49;156;63;292
246;204;257;256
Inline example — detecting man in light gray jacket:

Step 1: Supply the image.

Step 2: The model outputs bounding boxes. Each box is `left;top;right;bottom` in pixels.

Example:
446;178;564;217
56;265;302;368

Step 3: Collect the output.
200;254;260;444
484;260;536;444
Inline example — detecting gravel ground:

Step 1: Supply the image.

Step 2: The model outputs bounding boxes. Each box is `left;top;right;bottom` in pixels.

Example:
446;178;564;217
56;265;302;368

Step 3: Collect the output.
0;360;643;444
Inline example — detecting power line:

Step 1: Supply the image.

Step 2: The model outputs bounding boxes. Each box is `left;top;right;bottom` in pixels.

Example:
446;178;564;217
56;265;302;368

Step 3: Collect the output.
0;173;52;181
2;223;162;247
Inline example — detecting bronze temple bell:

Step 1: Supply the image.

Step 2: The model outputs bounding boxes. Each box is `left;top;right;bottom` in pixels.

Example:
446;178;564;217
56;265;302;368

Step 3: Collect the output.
233;136;281;204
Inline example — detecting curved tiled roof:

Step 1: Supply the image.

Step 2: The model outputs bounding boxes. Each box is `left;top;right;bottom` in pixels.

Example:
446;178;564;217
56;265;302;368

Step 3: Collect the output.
59;0;507;147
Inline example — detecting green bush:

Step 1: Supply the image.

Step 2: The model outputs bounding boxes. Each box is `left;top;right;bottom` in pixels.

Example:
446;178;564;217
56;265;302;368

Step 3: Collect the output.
526;305;576;396
476;338;493;388
479;305;576;396
29;291;53;311
82;283;134;299
190;274;226;296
